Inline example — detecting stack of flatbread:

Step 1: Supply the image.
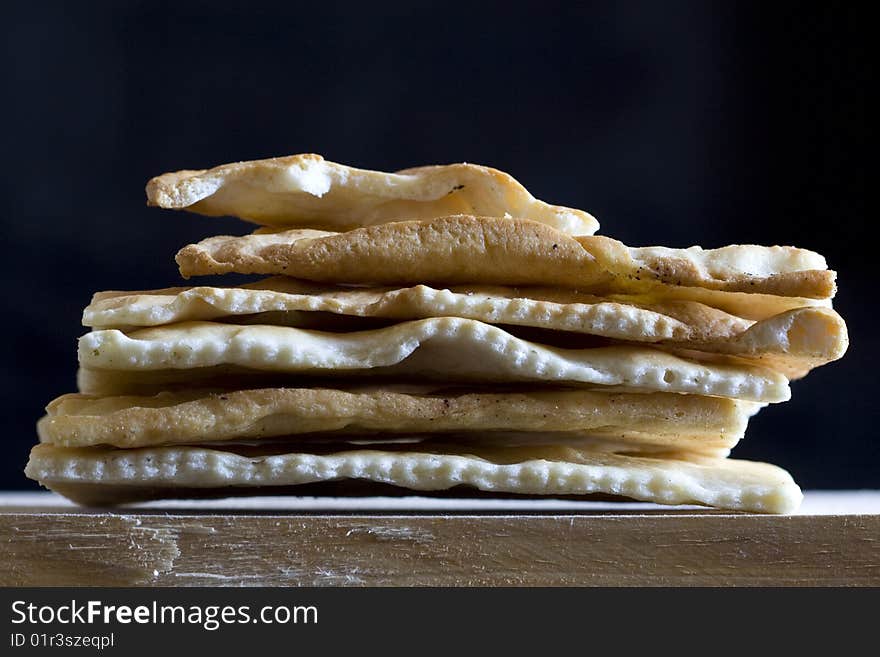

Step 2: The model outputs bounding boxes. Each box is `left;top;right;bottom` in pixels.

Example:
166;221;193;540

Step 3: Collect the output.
26;154;848;512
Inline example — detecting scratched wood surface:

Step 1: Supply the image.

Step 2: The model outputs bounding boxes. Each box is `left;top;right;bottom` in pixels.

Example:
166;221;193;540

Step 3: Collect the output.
1;491;878;586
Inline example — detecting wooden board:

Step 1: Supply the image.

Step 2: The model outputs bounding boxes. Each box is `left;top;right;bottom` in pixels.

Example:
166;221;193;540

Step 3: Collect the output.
1;491;878;586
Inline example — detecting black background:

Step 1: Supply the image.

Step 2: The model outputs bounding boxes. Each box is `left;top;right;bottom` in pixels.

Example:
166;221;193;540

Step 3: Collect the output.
1;1;872;490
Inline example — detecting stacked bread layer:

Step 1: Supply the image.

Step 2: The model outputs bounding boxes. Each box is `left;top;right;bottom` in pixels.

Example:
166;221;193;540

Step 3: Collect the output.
27;154;848;512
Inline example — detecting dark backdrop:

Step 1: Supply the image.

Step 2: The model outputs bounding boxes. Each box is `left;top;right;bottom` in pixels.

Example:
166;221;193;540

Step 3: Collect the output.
2;1;872;489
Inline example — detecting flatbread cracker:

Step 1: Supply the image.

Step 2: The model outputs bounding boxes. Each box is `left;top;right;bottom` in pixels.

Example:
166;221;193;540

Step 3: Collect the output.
175;215;835;300
25;443;803;513
38;387;755;453
604;287;830;322
77;318;790;401
86;278;754;336
678;306;847;379
146;153;598;235
82;279;847;379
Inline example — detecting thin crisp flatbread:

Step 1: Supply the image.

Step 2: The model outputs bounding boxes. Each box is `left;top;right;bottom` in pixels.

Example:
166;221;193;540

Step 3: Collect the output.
82;278;848;379
146;153;598;235
38;387;756;454
175;215;835;300
77;318;790;401
603;287;830;323
77;278;752;332
25;443;803;513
